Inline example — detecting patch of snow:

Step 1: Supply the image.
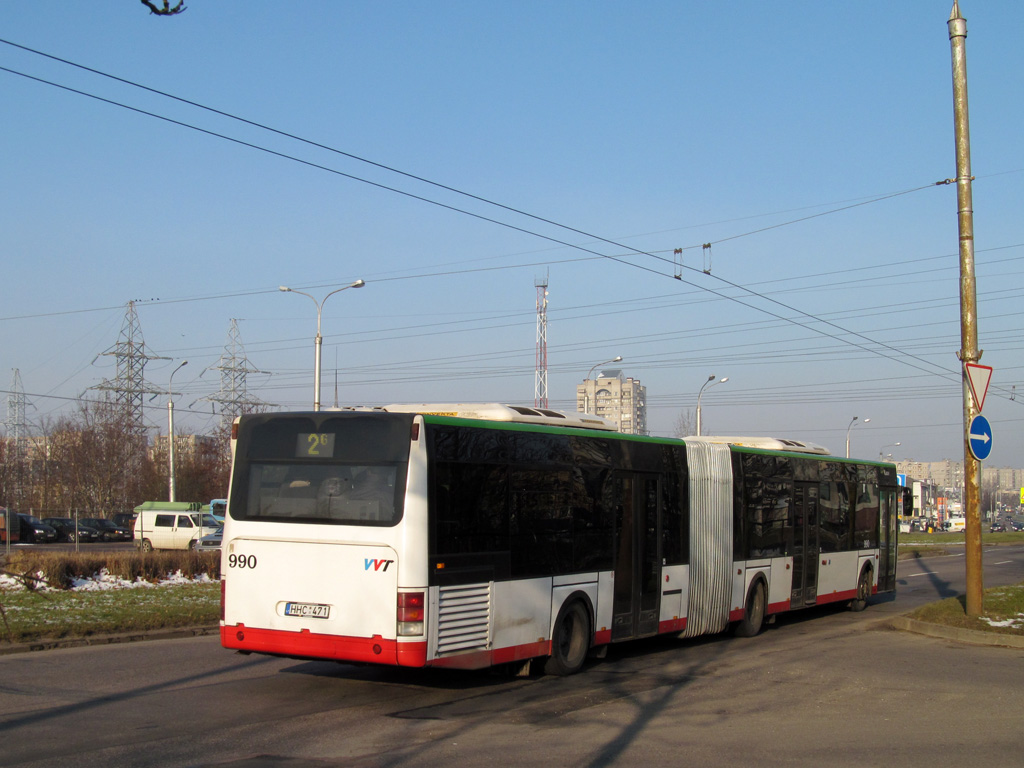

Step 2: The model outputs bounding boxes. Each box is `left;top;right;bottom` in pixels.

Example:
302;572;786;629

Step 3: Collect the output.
2;568;214;592
980;614;1024;629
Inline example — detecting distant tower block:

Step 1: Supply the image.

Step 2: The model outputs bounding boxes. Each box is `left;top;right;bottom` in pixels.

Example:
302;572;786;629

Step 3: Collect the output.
534;273;549;409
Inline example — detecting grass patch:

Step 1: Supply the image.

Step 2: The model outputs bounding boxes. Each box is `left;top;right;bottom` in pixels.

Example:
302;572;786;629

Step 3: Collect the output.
898;545;953;560
907;582;1024;636
898;530;1024;560
0;550;221;645
900;531;1024;546
0;582;219;643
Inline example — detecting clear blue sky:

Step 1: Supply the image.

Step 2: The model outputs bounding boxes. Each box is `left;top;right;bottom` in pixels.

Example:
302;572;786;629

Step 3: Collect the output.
2;1;1022;466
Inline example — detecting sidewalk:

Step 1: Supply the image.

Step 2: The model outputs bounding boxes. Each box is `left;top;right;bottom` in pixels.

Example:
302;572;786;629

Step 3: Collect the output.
0;624;219;656
886;615;1024;649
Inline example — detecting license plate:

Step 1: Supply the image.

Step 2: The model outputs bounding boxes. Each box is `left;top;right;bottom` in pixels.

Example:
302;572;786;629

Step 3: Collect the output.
284;602;331;619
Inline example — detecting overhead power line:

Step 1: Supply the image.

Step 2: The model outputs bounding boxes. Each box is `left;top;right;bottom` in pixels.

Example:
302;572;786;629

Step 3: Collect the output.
0;39;1001;393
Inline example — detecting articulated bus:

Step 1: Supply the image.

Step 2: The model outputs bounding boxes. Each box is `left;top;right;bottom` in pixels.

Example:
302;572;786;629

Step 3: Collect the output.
220;404;898;675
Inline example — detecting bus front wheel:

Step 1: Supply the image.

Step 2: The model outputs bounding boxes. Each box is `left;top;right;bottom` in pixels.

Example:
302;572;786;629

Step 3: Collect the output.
850;568;872;612
544;600;590;676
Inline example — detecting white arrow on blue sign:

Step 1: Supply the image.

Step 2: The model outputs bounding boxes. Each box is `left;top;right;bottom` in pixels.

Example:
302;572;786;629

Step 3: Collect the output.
969;414;993;461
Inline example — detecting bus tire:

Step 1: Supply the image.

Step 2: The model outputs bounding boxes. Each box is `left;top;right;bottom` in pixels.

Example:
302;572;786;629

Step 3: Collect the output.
544;600;591;676
850;567;872;612
734;580;766;638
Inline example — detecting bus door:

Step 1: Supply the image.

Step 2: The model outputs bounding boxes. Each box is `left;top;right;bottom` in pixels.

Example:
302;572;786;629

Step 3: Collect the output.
878;488;898;592
611;473;661;641
791;483;820;607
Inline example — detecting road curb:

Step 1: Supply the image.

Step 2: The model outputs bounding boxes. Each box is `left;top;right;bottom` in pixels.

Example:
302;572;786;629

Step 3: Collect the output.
887;615;1024;649
0;624;219;656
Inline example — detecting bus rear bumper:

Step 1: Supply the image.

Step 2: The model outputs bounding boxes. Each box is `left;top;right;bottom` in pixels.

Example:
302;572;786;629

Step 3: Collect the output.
221;624;428;667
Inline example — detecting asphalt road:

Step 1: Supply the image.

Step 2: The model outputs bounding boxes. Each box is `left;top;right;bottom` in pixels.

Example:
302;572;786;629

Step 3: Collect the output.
0;546;1022;768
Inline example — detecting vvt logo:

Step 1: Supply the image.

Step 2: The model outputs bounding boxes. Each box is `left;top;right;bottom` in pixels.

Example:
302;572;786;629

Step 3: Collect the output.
364;558;395;572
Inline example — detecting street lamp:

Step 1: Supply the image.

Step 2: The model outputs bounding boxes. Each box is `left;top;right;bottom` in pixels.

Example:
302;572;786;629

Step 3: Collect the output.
280;279;365;411
167;360;188;503
583;356;622;414
879;442;901;461
696;374;728;436
845;416;870;459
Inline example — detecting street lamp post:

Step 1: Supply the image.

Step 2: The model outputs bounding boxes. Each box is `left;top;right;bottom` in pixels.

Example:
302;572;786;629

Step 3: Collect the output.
845;416;870;459
167;360;188;503
280;280;365;411
695;374;728;436
583;356;622;414
879;442;901;461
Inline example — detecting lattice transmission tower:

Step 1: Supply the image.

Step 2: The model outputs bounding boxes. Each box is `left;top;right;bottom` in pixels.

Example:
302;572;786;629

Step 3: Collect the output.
202;319;271;429
91;301;168;436
4;369;30;511
534;273;549;409
5;369;28;459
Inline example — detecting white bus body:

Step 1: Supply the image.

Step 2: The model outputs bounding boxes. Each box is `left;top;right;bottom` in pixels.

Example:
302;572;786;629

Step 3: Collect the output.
220;407;898;674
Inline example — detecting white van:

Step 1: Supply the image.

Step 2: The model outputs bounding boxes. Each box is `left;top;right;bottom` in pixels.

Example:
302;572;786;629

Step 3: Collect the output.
945;516;967;532
134;510;220;551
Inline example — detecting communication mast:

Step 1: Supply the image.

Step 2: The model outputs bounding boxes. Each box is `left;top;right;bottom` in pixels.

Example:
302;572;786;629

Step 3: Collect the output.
534;273;549;409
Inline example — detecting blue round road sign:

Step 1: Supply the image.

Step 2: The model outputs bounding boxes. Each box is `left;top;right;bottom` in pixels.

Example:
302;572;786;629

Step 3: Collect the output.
969;414;993;461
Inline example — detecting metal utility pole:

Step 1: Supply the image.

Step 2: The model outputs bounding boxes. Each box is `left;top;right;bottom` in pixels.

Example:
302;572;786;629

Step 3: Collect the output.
167;360;188;502
948;0;983;616
280;280;365;411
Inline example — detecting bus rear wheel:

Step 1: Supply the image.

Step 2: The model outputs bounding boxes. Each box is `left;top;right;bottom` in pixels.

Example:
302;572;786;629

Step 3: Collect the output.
544;600;590;676
734;580;766;638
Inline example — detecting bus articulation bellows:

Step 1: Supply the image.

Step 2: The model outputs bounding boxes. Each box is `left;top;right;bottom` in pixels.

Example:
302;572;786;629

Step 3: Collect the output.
220;404;898;675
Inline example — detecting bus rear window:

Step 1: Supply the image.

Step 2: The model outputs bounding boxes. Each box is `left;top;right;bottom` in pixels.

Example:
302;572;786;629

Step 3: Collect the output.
229;413;413;526
244;462;401;524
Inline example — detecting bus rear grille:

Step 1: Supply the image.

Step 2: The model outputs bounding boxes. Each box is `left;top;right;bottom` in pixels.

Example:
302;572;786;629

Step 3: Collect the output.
436;583;491;654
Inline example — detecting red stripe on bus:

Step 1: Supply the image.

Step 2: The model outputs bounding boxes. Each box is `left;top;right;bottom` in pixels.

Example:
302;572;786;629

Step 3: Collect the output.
221;625;427;667
816;589;858;605
658;618;687;634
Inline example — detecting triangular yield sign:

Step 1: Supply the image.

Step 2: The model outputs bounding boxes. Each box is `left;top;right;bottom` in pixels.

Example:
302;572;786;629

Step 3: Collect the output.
965;363;993;411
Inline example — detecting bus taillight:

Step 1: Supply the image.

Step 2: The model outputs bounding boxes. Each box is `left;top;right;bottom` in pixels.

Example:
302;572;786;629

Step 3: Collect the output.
397;591;425;636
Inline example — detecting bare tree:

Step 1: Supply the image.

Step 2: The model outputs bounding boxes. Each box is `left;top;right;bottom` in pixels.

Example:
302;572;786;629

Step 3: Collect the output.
672;409;697;439
149;425;231;504
140;1;186;16
43;400;154;516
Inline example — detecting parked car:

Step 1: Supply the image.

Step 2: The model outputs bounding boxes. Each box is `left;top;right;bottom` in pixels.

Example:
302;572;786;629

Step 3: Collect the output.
111;512;138;530
79;517;133;542
196;527;223;553
17;514;58;544
42;517;102;543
